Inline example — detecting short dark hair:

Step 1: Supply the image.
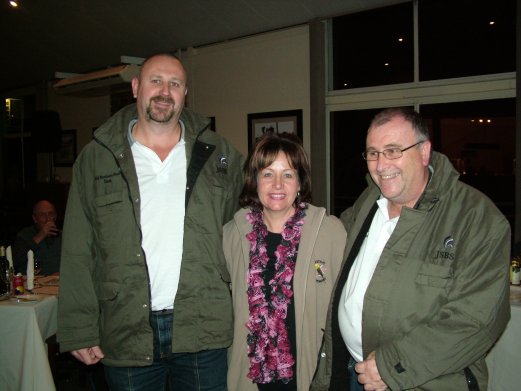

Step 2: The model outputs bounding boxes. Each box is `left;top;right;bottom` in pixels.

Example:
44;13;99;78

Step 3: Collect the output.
369;107;430;142
32;199;56;215
239;133;312;208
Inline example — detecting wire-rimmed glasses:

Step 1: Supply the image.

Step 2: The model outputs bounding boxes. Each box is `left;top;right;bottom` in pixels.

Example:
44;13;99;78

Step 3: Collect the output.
362;141;424;161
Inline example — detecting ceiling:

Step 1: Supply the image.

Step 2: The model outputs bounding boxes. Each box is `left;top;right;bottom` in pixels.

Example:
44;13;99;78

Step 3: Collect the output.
0;0;401;93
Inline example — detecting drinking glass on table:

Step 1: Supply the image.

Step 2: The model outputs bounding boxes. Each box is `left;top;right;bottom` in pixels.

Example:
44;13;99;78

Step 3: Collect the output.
34;259;42;276
34;258;42;287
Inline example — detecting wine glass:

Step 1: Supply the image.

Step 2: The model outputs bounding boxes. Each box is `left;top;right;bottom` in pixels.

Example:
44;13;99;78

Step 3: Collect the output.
33;259;42;288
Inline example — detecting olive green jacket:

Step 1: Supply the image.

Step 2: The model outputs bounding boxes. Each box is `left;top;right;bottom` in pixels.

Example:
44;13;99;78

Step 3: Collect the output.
57;104;243;366
311;152;511;390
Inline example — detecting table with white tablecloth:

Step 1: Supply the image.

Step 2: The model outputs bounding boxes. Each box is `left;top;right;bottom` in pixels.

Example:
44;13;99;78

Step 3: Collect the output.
0;294;58;391
486;285;521;391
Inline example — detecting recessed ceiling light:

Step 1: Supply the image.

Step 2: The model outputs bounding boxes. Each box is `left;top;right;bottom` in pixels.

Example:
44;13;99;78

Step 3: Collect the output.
9;0;19;7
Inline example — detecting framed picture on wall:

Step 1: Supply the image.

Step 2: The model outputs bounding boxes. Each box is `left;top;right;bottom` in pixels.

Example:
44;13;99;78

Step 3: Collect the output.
53;129;77;167
247;109;303;150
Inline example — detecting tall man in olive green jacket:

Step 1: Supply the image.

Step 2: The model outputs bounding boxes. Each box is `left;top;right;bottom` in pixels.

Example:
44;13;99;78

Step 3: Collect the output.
57;54;243;391
311;107;510;391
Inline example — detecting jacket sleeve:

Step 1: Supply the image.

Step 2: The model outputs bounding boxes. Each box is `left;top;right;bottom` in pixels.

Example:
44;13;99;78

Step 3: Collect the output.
377;217;511;389
322;215;348;281
223;215;246;276
57;158;101;353
222;149;244;225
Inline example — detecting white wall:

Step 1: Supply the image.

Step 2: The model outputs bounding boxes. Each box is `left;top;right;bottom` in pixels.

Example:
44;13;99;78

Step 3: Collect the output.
45;25;310;180
183;25;310;156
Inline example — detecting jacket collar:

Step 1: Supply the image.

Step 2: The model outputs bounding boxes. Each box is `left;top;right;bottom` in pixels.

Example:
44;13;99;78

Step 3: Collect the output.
415;151;460;211
93;103;212;156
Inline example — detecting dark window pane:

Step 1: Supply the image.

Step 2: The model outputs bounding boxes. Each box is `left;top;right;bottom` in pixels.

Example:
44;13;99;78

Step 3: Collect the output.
331;2;414;90
330;108;384;215
419;0;516;80
421;99;515;228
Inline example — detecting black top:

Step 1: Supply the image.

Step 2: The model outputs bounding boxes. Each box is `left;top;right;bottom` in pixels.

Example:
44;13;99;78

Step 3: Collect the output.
257;232;297;391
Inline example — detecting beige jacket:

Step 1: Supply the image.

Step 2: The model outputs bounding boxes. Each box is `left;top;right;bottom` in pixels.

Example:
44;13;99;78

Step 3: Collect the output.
224;204;347;391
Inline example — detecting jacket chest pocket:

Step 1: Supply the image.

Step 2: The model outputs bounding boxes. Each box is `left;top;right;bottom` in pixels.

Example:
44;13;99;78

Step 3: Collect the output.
93;171;126;213
94;191;131;244
95;191;124;216
415;262;453;288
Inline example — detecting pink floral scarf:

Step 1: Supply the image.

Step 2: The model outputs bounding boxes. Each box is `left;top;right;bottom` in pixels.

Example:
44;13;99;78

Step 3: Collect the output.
245;204;306;384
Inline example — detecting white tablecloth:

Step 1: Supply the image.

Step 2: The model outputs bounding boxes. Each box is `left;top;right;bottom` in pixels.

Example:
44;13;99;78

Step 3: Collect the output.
0;295;58;391
486;285;521;391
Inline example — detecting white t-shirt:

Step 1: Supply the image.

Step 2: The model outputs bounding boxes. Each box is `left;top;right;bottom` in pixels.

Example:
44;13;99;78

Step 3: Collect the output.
129;120;187;311
338;197;399;362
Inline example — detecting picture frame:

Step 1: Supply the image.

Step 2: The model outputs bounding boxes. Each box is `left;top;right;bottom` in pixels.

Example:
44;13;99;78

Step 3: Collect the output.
53;129;77;167
247;109;303;150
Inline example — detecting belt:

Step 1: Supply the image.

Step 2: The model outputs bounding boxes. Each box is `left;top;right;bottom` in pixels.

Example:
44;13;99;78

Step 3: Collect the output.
152;308;174;315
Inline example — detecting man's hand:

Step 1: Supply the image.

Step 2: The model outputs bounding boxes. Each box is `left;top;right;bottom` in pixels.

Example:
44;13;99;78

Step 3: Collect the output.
71;346;105;365
355;351;388;391
33;221;59;244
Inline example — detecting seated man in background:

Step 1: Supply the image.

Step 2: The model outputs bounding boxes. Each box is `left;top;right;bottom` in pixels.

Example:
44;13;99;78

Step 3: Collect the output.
13;199;61;275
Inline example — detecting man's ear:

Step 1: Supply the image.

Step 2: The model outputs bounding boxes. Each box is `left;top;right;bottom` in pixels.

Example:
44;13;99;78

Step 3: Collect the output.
421;140;432;166
131;78;139;98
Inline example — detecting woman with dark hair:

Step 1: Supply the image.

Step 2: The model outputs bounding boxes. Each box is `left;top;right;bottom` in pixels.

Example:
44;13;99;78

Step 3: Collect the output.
224;133;347;391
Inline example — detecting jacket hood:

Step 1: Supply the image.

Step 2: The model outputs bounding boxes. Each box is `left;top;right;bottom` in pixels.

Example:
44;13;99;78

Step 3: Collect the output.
419;151;460;208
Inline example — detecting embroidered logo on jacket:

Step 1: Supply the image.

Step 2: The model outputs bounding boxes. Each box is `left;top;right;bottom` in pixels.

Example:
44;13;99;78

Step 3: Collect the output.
433;235;456;262
216;155;228;174
443;235;455;248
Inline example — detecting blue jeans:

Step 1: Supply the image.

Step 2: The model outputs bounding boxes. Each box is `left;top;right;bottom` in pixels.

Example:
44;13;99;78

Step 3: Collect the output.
348;356;364;391
104;310;228;391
